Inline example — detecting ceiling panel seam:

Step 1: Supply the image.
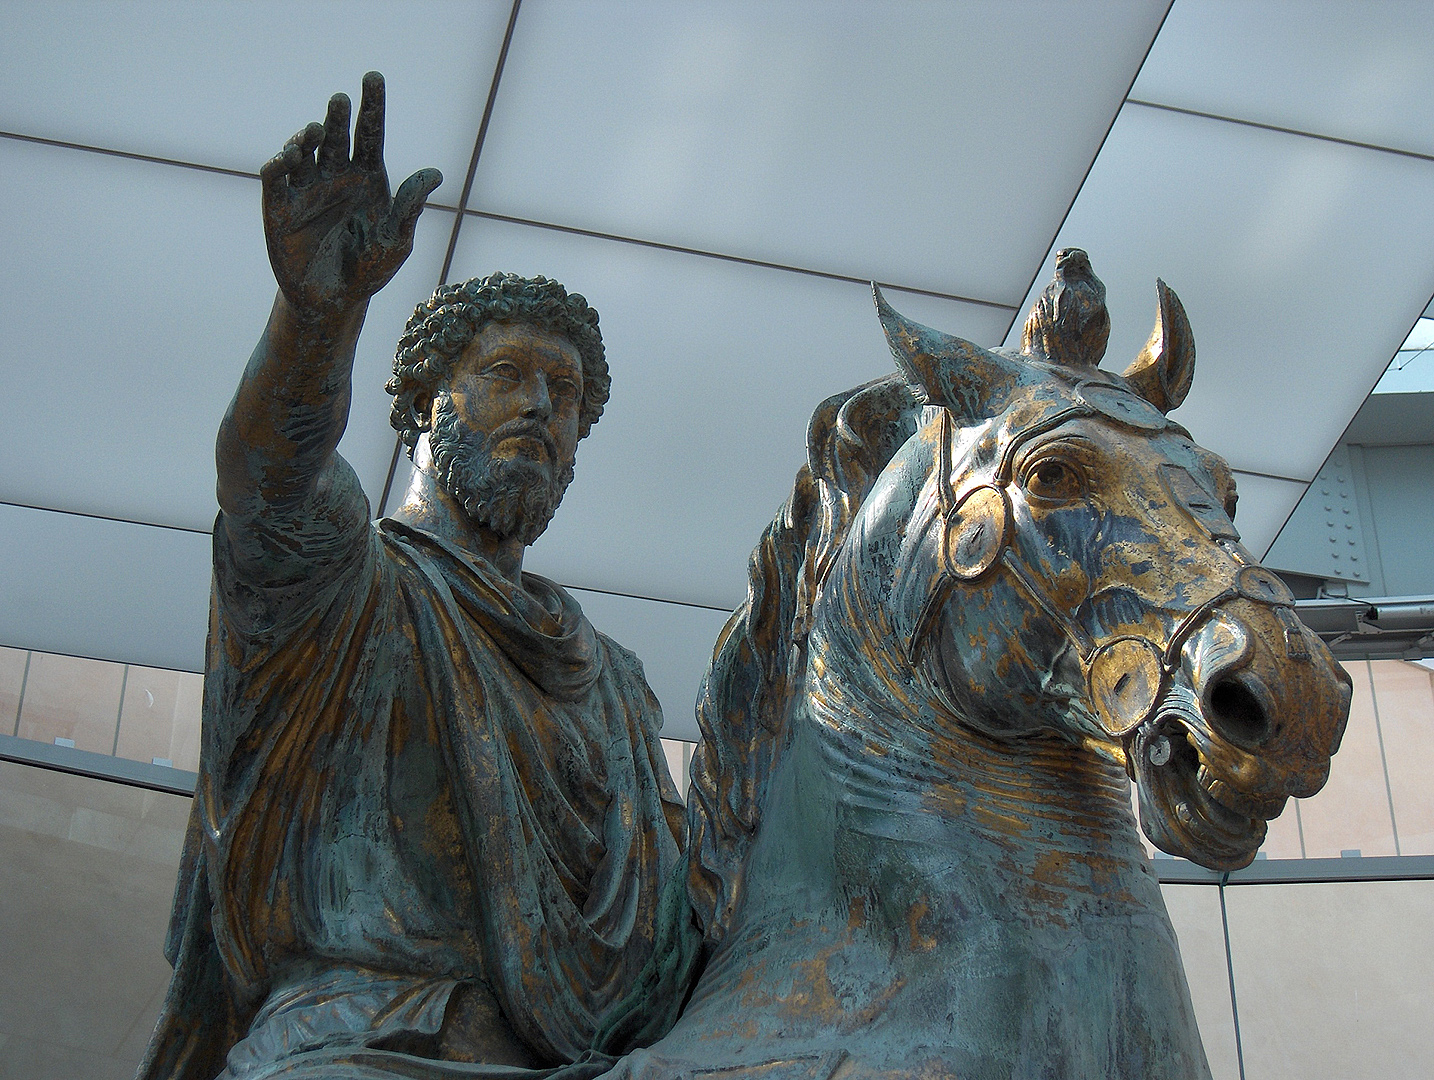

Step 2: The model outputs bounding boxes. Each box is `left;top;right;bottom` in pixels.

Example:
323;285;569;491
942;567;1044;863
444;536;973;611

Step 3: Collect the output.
1125;99;1434;165
436;0;525;287
1231;468;1309;486
555;583;732;614
0;499;212;536
0;130;466;215
0;642;202;676
0;129;255;182
380;0;525;516
455;208;1018;311
0;500;729;614
999;0;1176;344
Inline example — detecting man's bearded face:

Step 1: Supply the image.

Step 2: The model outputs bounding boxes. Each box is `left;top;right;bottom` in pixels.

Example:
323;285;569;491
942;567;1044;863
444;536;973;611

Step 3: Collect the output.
426;322;585;547
429;392;575;545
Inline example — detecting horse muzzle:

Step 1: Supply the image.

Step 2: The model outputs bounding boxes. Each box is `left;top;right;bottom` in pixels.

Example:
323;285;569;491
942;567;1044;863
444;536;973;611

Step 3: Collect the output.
1128;600;1352;869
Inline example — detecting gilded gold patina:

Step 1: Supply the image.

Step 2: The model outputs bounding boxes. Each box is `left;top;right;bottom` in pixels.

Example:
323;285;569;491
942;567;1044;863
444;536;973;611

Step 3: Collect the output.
607;250;1350;1079
137;75;687;1080
136;69;1349;1078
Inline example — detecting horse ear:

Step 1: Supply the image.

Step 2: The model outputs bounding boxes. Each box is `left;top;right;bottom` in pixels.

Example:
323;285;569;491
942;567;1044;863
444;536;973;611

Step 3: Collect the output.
1123;279;1195;413
873;284;1025;423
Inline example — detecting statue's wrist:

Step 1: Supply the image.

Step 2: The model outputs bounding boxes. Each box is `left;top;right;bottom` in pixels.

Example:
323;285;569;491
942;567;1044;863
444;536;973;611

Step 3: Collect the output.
274;289;369;340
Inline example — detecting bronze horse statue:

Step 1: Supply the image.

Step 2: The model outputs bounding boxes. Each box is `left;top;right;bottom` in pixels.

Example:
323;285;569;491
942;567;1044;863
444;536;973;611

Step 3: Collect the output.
606;251;1350;1079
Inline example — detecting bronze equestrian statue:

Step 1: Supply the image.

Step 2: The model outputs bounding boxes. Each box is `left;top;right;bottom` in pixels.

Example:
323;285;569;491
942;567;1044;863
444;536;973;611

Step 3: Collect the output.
140;74;1350;1080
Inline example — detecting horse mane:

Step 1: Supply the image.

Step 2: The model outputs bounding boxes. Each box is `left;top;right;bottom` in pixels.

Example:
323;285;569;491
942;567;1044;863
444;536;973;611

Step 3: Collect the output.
685;374;920;945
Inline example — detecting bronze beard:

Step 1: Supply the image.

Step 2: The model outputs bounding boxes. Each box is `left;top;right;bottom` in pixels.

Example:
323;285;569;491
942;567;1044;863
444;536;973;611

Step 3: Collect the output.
429;392;575;547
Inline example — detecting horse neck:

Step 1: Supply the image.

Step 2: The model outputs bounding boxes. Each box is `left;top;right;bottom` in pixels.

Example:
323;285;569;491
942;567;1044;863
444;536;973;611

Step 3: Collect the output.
785;579;1157;933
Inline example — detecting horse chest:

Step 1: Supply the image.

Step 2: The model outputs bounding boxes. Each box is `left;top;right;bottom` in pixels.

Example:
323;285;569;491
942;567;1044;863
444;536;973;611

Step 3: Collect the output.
638;722;1211;1079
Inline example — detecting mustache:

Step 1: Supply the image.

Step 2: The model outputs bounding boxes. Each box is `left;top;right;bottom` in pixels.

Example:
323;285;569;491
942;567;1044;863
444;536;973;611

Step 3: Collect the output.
485;418;559;462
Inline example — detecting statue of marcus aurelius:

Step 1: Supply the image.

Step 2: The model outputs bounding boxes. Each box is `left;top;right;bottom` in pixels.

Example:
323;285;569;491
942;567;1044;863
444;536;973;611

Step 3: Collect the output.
137;73;688;1080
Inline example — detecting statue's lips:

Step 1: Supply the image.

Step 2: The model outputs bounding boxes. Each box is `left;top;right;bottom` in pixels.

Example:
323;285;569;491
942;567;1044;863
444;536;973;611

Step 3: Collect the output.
500;434;549;458
489;422;558;464
1133;714;1267;870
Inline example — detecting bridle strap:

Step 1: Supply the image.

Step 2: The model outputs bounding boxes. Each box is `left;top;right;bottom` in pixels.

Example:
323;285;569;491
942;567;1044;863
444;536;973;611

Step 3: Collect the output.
918;402;1304;738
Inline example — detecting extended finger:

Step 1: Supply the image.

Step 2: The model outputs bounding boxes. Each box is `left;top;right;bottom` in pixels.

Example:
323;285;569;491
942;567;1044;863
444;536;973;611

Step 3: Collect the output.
260;150;292;207
317;93;351;174
352;71;386;171
288;122;324;187
386;168;444;241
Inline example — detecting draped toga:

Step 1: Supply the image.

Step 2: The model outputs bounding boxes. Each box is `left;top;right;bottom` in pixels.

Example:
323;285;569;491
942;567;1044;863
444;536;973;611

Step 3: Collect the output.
135;462;686;1080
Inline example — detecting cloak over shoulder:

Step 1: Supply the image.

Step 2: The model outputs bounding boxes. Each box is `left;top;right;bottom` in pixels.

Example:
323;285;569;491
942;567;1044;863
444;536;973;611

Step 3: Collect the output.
137;513;686;1080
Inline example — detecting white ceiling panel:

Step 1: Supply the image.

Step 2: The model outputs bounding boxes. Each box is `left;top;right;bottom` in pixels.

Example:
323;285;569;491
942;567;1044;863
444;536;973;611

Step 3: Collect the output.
472;0;1168;304
1003;104;1434;482
566;588;731;743
1133;0;1434;156
0;504;210;673
1229;471;1308;562
427;216;1012;609
0;137;451;530
0;0;508;185
0;497;736;735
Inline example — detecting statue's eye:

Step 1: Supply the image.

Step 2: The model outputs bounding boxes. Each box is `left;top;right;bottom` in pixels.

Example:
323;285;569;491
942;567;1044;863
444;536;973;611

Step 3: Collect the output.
483;362;522;382
1024;458;1083;501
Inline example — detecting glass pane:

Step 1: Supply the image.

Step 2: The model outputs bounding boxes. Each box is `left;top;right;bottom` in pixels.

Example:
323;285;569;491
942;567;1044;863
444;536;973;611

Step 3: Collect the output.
114;665;203;773
0;502;211;679
1294;661;1397;858
660;738;694;803
0;1;506;185
0;138;451;528
0;760;187;1078
1020;102;1434;494
1225;880;1434;1080
1256;800;1305;860
478;0;1165;303
14;653;124;755
1161;884;1239;1080
1369;660;1434;855
0;646;27;736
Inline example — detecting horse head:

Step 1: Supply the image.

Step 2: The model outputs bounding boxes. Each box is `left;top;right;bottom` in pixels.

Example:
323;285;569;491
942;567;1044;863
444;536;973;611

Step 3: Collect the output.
862;250;1350;871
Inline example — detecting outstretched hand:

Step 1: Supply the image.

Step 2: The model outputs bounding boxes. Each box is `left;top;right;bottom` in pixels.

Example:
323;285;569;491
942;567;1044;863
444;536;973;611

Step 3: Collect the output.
260;71;442;318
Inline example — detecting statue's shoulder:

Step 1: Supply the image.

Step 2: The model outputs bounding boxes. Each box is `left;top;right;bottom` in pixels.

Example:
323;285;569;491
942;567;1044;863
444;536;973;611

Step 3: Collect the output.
592;628;645;679
584;626;664;723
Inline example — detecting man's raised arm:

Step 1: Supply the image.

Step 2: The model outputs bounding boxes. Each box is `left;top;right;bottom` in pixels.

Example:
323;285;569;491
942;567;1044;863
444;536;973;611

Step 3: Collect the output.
216;72;441;528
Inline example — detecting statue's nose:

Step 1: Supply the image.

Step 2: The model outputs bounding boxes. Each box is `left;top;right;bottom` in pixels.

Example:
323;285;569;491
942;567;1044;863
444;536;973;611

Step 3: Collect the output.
521;377;553;421
1182;613;1273;749
1184;604;1351;801
1201;670;1273;749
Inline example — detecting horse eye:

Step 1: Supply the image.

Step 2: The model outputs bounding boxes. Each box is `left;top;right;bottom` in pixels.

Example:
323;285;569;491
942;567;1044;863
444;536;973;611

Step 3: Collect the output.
1025;459;1081;500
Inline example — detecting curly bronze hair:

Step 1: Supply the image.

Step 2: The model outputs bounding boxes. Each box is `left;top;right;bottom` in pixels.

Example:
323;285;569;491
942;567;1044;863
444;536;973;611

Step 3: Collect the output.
387;272;609;453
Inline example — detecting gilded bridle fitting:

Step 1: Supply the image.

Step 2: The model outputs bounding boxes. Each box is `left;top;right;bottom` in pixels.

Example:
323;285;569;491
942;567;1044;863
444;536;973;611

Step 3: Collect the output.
910;381;1309;740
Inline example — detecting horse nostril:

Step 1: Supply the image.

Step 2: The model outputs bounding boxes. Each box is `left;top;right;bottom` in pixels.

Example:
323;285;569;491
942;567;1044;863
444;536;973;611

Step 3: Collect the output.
1207;678;1272;747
